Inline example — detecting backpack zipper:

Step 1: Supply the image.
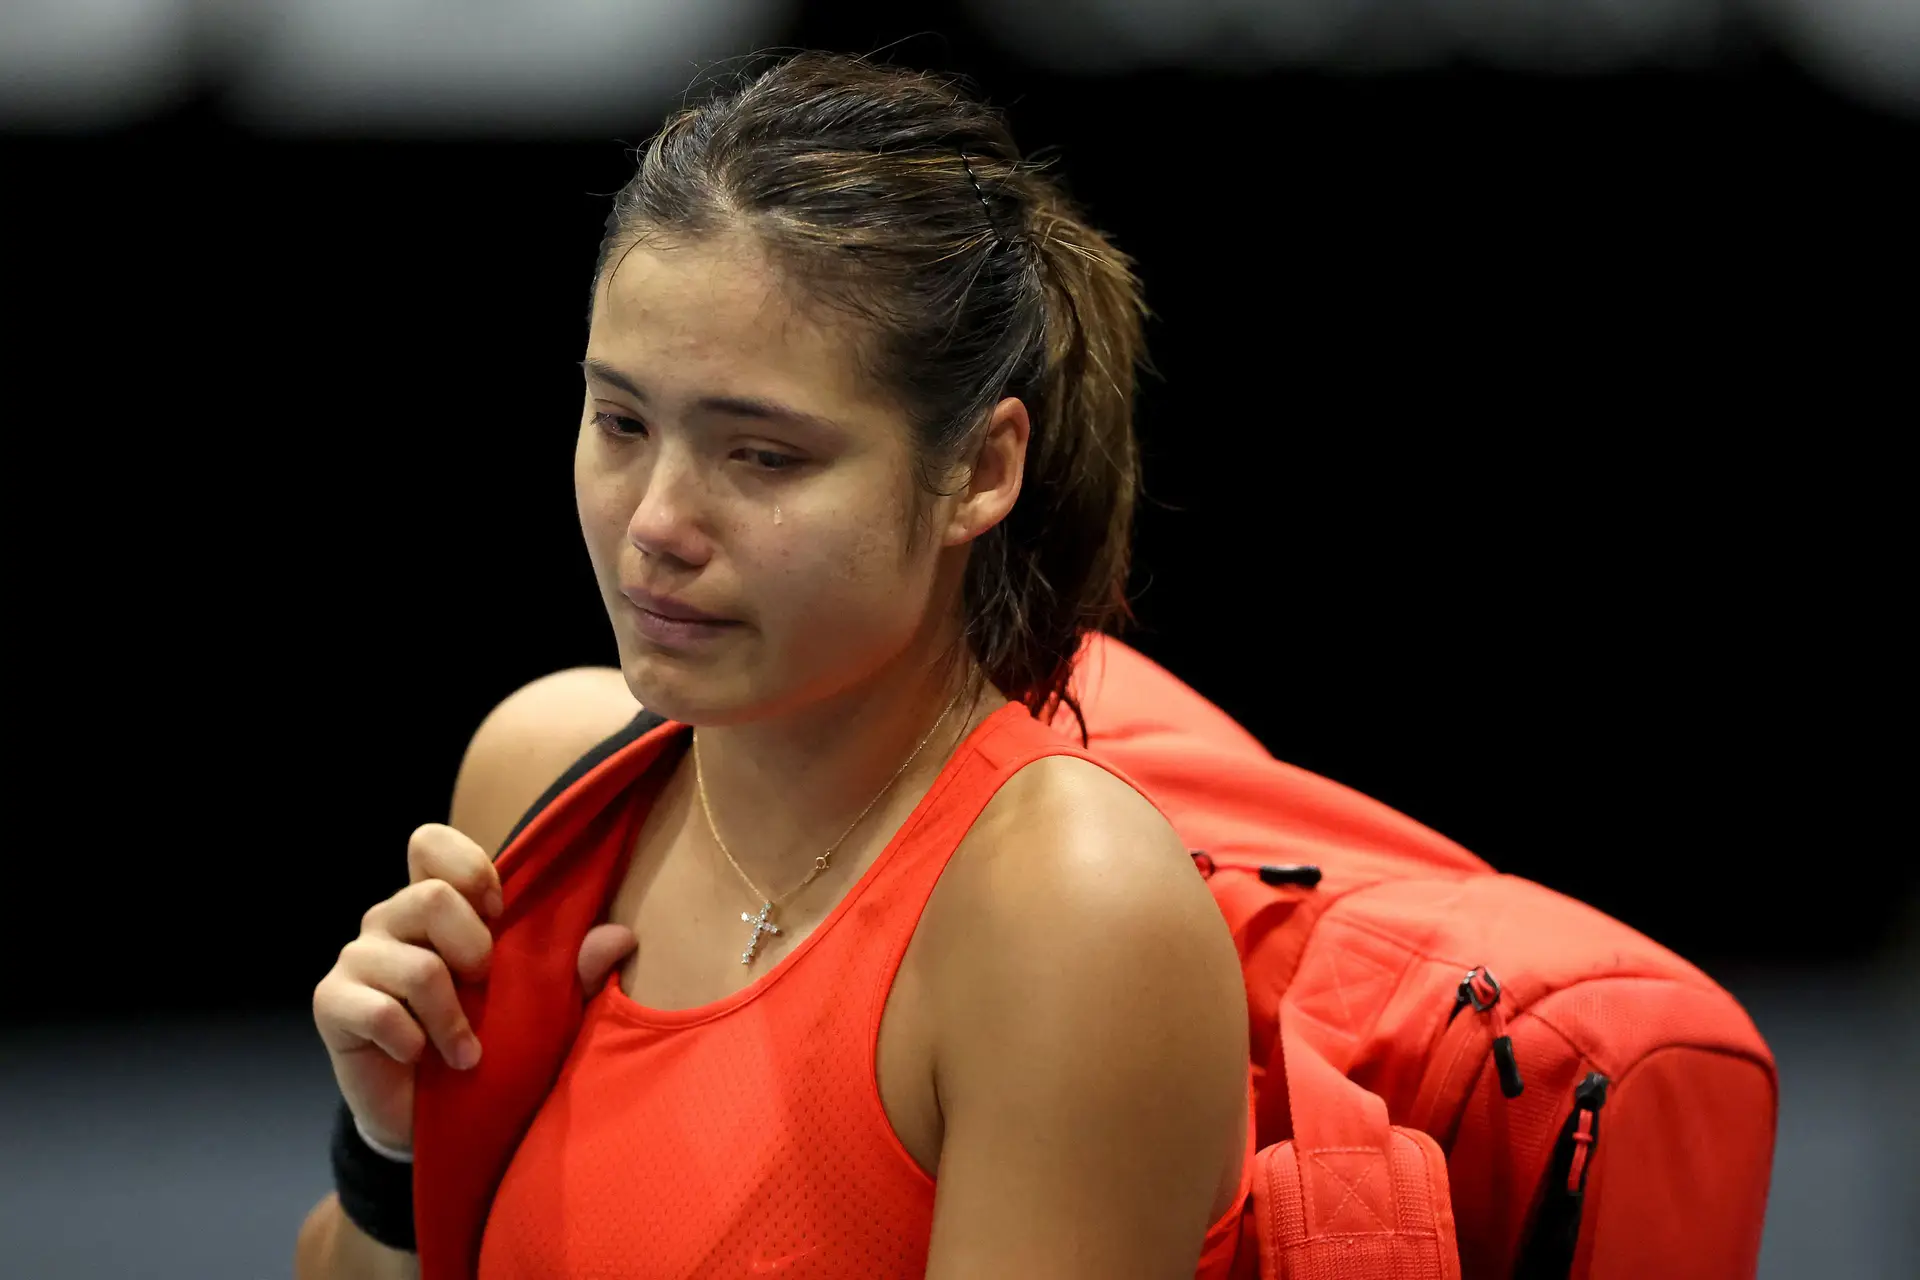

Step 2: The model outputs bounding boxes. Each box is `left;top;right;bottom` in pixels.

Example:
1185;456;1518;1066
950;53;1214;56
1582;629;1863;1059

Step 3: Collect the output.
1512;1072;1611;1279
1188;851;1323;888
1565;1072;1608;1194
1447;965;1526;1099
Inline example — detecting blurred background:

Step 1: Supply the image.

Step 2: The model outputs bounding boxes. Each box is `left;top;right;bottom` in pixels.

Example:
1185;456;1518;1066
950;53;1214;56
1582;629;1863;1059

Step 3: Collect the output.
3;1;1914;1276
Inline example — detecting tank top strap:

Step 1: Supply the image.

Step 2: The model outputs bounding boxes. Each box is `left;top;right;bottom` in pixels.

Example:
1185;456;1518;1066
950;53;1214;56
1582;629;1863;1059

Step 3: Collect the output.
904;699;1166;854
862;701;1125;896
847;701;1166;1020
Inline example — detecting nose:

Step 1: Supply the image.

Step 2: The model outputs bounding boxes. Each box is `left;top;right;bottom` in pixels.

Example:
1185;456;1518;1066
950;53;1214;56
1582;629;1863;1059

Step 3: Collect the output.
626;442;714;568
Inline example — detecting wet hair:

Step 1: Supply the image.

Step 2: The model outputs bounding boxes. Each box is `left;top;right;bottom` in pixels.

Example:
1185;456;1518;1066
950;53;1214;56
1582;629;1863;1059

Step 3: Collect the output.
592;51;1146;730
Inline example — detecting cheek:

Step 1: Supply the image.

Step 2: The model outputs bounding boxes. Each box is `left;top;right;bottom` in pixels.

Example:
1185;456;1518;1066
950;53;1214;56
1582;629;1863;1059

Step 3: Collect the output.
838;519;914;592
756;492;926;623
574;434;628;569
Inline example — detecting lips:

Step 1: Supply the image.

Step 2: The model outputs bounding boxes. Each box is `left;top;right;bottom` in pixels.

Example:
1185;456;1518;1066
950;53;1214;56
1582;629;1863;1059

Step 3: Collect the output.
620;586;736;625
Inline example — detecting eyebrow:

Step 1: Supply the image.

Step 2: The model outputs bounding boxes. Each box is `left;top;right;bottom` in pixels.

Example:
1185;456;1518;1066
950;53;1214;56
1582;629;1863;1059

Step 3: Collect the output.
580;358;844;436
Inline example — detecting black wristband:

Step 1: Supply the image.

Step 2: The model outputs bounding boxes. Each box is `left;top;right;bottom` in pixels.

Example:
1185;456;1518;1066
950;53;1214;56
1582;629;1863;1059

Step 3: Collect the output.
330;1098;417;1253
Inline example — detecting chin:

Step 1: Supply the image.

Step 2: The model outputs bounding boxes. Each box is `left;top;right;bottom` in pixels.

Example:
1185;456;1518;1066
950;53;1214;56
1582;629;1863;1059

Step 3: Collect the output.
618;651;756;727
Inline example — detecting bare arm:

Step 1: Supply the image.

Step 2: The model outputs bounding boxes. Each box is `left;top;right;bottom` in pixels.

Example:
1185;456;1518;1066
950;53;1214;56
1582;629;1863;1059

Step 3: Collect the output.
295;1194;420;1280
922;757;1250;1279
294;667;640;1280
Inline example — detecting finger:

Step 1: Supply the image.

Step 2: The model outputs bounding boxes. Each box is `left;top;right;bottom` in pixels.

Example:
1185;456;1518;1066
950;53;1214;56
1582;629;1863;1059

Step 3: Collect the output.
577;923;638;992
363;878;493;979
339;936;482;1070
406;823;503;918
315;975;426;1066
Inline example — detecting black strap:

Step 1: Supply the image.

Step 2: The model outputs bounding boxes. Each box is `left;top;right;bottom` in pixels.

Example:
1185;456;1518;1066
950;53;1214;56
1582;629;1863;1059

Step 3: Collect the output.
331;1098;416;1252
495;708;670;856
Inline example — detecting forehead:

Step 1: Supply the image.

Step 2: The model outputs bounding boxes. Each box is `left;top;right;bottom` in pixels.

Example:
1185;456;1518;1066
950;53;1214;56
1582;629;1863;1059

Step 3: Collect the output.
588;231;893;421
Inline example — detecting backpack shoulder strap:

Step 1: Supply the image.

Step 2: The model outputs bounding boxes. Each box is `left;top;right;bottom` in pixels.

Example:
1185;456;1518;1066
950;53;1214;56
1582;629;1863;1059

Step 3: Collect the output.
494;708;670;858
1247;1000;1463;1280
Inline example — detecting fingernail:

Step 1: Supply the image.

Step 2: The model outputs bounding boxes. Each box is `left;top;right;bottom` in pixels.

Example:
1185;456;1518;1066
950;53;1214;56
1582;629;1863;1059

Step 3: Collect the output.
453;1036;482;1070
484;889;505;919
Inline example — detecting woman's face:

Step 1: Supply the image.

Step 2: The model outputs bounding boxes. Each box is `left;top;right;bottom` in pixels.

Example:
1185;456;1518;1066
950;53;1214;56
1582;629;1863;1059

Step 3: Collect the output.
576;231;964;725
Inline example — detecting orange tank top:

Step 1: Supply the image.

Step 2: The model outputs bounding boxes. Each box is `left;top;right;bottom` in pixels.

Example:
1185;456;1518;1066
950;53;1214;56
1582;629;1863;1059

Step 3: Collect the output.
475;701;1252;1278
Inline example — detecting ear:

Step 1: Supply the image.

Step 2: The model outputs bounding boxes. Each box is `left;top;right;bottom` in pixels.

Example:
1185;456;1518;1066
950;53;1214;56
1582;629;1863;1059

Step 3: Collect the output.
940;396;1030;548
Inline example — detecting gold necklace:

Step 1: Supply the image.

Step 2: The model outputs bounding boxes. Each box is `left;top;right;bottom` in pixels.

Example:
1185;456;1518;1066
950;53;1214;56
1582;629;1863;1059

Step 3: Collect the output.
694;685;967;964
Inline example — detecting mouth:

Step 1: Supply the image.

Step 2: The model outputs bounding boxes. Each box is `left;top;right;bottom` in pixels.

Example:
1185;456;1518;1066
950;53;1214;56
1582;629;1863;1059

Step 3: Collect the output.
620;586;742;648
620;586;735;625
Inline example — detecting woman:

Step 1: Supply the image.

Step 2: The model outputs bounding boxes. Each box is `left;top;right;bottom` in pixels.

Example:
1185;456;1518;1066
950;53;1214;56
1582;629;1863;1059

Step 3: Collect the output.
301;52;1252;1279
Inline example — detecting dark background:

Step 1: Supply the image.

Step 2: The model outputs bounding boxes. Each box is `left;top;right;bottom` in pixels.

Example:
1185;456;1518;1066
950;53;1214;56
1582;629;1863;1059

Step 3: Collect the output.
8;3;1912;1028
4;5;1915;1278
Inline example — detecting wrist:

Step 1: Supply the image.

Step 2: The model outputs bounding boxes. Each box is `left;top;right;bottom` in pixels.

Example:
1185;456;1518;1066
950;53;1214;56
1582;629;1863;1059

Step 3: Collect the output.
352;1113;415;1164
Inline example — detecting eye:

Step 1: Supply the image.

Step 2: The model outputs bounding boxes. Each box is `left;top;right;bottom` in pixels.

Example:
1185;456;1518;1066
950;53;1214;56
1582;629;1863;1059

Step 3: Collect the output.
737;447;805;472
592;410;647;438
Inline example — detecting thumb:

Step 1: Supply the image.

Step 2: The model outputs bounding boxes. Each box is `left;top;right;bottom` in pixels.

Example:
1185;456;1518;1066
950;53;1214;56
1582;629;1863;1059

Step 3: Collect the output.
577;922;638;993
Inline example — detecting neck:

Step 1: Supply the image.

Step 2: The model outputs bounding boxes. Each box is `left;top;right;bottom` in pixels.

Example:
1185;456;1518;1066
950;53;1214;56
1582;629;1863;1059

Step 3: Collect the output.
689;639;1002;898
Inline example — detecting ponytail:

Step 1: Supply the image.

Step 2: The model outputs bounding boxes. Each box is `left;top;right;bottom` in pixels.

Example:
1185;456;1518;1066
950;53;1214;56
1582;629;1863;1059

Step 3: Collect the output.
960;190;1145;732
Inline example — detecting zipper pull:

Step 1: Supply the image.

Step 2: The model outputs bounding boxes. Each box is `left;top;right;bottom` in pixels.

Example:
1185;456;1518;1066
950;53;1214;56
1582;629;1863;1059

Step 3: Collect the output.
1457;966;1525;1098
1257;863;1323;887
1565;1072;1609;1194
1187;852;1324;888
1513;1071;1611;1277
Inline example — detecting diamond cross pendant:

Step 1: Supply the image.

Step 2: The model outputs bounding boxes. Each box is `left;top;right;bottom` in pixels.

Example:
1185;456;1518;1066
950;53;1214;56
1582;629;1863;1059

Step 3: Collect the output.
740;901;781;964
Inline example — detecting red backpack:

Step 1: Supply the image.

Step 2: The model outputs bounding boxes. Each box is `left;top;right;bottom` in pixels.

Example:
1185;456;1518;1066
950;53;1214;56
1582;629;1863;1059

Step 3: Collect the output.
1069;637;1780;1279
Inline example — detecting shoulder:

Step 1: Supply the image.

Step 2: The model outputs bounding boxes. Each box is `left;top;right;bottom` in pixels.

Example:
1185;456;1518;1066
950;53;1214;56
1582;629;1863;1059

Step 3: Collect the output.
449;666;643;855
924;748;1248;1078
939;751;1222;946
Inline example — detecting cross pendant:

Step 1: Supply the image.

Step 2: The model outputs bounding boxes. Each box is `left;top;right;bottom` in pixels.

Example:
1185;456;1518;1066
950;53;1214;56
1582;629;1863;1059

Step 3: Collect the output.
740;901;781;964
